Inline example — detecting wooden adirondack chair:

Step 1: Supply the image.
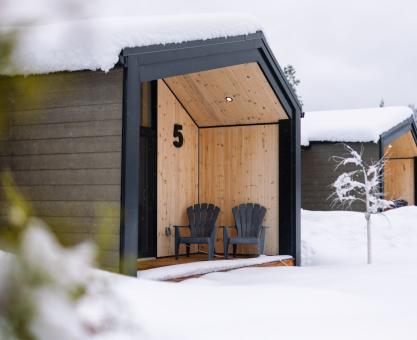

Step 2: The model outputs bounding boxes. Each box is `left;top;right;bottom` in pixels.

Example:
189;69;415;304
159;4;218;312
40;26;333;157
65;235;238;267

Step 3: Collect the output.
222;203;267;258
174;203;220;260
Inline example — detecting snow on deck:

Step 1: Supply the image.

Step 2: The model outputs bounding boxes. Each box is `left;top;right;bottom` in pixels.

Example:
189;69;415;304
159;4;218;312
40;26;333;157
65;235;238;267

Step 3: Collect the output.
0;13;262;75
301;106;414;146
138;255;292;281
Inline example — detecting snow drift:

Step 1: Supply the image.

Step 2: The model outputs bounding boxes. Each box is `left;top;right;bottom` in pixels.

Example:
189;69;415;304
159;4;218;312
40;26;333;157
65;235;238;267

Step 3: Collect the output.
0;13;262;75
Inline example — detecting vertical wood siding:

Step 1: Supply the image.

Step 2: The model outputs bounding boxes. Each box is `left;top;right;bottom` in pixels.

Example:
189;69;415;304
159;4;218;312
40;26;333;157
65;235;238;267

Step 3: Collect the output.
301;143;379;211
157;80;199;257
199;125;279;254
0;69;123;272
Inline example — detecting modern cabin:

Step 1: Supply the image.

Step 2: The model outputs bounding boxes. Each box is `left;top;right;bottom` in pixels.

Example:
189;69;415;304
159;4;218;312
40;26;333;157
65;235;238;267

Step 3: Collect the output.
0;16;302;276
301;107;417;211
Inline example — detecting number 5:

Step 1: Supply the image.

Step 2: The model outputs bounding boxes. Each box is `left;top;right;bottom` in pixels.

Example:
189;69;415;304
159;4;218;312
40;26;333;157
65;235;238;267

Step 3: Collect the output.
173;124;184;148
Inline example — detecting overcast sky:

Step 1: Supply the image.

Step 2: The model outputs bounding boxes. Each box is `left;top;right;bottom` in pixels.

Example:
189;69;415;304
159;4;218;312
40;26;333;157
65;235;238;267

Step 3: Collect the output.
3;0;417;111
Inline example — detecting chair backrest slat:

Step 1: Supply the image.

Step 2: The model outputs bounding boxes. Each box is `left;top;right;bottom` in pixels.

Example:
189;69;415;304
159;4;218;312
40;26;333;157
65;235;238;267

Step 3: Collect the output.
232;203;266;238
187;203;220;238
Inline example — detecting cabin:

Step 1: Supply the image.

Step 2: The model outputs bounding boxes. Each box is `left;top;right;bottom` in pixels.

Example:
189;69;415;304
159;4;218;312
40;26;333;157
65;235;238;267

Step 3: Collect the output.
0;15;302;276
301;106;417;211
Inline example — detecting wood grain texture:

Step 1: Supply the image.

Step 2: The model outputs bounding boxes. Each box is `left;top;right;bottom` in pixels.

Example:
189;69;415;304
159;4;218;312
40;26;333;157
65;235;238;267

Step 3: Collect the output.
385;131;417;159
199;125;279;255
384;159;415;204
164;63;287;127
157;80;198;257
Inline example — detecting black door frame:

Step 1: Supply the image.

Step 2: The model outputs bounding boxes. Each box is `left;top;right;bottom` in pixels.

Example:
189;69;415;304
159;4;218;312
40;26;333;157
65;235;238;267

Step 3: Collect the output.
119;32;302;275
138;126;157;258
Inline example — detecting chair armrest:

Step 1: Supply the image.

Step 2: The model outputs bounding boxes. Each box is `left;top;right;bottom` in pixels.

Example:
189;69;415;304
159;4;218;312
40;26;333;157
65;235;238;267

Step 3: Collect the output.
258;226;269;238
174;225;190;238
221;226;236;239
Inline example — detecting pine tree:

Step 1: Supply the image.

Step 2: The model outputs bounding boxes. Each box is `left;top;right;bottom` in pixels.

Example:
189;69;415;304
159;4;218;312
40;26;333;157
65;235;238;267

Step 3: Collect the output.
284;64;303;107
379;98;385;107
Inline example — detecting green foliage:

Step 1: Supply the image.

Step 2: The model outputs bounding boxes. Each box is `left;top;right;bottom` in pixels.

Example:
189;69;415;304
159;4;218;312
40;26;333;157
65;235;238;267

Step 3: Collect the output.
283;64;303;107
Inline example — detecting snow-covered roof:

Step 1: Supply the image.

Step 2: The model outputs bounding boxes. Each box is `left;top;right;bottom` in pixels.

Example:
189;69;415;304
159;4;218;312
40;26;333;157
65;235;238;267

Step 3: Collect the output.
0;13;262;75
301;106;414;146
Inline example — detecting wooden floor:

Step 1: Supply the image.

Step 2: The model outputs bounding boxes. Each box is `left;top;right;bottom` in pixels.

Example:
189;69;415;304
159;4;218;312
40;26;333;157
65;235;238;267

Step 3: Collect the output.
137;253;294;271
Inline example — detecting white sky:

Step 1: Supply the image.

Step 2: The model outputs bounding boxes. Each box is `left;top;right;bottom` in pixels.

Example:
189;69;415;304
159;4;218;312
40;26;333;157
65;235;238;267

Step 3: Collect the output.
2;0;417;111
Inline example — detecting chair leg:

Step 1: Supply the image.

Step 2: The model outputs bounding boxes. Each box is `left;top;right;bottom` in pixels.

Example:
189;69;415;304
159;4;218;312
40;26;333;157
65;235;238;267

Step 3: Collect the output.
208;240;214;261
224;239;230;259
186;243;190;257
233;244;237;258
223;227;229;259
175;237;180;260
259;229;266;256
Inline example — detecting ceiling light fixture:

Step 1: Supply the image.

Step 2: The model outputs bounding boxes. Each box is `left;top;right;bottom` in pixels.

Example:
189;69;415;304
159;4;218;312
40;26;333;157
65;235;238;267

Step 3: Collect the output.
225;96;233;102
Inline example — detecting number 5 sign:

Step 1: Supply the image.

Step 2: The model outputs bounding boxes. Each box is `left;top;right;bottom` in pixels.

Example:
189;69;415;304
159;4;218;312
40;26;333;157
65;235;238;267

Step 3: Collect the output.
173;124;184;148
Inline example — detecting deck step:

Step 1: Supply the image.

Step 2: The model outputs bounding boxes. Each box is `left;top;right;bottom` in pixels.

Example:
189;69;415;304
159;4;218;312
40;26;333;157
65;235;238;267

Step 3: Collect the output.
137;255;294;282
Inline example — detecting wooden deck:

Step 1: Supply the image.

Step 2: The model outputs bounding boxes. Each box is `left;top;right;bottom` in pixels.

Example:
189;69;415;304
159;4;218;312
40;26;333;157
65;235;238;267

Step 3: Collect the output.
138;254;294;281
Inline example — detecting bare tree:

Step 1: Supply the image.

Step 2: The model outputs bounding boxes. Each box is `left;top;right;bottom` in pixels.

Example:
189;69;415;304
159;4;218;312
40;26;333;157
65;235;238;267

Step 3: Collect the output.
331;144;393;264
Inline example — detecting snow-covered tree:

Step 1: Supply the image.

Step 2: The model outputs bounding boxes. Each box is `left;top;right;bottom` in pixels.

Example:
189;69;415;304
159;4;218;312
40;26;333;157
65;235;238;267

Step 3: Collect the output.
330;144;394;264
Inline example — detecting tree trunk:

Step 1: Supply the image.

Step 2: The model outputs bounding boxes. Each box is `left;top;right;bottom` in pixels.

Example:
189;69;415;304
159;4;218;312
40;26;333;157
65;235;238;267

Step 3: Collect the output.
365;213;372;264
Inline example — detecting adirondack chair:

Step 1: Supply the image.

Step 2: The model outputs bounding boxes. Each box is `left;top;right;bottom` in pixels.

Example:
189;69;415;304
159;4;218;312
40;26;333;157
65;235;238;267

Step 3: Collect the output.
222;203;267;259
174;203;220;261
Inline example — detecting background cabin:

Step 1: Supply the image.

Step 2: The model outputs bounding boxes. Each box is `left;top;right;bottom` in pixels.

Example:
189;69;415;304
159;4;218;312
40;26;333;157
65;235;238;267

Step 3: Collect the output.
0;28;302;275
301;107;417;211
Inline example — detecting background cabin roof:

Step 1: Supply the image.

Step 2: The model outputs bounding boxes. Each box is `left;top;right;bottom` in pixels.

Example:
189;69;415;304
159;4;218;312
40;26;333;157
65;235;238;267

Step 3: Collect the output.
0;13;262;75
301;106;415;146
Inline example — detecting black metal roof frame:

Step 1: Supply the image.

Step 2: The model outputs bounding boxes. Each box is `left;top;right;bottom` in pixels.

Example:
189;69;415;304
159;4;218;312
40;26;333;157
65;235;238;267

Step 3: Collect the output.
379;116;417;151
119;31;302;275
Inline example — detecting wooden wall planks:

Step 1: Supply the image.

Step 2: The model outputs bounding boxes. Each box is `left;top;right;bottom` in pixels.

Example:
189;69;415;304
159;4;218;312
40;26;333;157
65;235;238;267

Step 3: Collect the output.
157;80;199;257
164;63;287;127
384;159;415;205
0;69;123;271
385;131;417;159
199;125;279;255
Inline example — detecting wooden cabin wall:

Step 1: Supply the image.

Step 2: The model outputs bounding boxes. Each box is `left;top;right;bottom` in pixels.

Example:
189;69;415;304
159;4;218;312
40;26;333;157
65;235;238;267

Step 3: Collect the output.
301;142;380;211
0;69;123;272
199;124;279;255
383;131;417;205
157;80;199;257
384;159;415;204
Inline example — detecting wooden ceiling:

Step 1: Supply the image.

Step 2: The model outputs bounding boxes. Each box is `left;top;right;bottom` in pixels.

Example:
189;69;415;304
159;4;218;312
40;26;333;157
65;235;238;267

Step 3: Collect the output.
163;62;287;127
385;131;417;158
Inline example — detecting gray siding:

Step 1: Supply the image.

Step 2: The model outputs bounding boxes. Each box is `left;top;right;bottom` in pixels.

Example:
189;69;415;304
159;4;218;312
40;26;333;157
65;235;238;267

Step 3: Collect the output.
0;69;123;272
301;142;379;211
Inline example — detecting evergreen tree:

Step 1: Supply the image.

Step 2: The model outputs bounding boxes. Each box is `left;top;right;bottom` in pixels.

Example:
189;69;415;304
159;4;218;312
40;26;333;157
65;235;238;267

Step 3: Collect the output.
284;64;303;107
379;98;385;107
408;104;417;118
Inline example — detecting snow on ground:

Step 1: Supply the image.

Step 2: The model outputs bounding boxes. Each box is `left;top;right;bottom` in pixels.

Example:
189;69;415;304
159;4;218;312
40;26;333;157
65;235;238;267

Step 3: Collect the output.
301;106;414;146
119;206;417;340
3;207;417;339
0;13;261;75
301;206;417;265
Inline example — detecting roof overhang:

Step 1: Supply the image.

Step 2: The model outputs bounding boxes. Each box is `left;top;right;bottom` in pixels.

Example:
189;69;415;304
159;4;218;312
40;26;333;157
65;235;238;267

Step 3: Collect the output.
120;31;302;120
380;116;417;158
